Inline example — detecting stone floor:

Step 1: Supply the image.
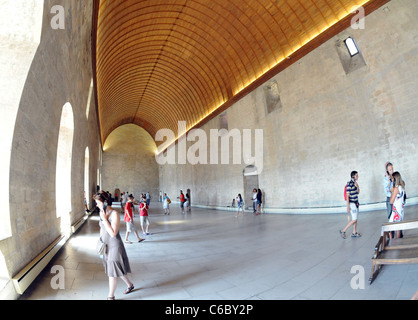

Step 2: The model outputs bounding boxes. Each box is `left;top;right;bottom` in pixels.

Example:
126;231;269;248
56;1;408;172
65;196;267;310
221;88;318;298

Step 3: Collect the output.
19;203;418;300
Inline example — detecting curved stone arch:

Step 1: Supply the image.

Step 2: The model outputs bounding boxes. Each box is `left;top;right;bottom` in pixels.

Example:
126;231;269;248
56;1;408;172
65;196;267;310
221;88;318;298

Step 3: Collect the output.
0;0;43;241
56;102;75;237
0;0;44;299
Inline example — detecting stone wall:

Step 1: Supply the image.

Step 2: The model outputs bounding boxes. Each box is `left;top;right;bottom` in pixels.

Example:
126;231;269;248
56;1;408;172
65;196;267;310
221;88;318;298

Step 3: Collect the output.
0;0;99;289
0;0;417;300
159;0;418;210
101;124;159;202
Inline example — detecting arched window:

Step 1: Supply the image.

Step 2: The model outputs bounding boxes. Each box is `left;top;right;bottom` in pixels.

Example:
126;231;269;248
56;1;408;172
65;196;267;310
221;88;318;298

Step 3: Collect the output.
243;165;259;211
97;143;102;190
85;78;93;119
56;103;74;236
84;147;90;209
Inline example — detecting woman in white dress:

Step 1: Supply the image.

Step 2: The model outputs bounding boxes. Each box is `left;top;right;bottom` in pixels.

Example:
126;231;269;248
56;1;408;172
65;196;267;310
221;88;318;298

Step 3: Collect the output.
389;171;406;238
163;193;170;215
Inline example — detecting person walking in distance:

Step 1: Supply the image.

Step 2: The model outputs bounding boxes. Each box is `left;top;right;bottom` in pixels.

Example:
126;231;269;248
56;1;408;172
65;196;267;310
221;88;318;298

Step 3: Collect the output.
235;193;245;217
383;161;399;238
124;195;144;243
340;171;361;239
252;188;257;213
139;195;151;236
146;191;150;206
120;192;127;214
383;162;394;219
84;191;90;213
185;190;191;212
178;190;185;214
163;193;170;215
256;189;262;215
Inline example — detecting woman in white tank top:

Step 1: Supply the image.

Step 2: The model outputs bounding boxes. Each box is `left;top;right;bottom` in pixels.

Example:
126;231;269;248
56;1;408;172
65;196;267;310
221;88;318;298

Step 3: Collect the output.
389;171;406;238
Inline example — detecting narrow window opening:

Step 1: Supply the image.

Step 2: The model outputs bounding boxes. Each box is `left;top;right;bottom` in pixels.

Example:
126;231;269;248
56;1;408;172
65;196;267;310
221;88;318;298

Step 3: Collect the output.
219;111;228;131
56;102;74;237
344;37;359;57
264;80;282;114
336;36;366;74
85;78;93;119
84;147;90;210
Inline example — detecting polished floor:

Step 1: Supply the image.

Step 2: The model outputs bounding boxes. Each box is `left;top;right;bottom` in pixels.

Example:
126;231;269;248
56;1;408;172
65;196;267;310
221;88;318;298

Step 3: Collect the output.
20;203;418;300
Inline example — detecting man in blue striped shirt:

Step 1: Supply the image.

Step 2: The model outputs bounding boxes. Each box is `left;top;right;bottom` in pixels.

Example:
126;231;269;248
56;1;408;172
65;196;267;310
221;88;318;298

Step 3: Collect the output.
340;171;361;239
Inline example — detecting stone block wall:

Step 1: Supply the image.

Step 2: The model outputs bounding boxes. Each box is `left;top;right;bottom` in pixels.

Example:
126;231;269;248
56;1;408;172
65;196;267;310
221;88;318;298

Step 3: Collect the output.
0;0;99;287
159;0;418;210
101;124;159;202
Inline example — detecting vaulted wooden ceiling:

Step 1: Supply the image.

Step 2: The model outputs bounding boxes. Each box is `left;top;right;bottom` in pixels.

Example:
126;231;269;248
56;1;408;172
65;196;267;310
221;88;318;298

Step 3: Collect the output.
93;0;389;148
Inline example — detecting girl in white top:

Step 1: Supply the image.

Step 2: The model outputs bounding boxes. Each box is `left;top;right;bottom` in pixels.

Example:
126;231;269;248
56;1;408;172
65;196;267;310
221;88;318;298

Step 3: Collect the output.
235;194;244;217
389;171;406;238
163;193;170;215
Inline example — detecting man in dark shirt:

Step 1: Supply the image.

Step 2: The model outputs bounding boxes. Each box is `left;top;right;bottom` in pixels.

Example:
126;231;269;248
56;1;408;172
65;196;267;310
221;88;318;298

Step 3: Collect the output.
340;171;361;239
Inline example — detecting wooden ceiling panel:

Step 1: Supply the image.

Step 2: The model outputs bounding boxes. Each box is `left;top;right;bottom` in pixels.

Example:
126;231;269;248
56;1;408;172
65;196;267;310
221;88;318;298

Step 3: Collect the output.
94;0;389;147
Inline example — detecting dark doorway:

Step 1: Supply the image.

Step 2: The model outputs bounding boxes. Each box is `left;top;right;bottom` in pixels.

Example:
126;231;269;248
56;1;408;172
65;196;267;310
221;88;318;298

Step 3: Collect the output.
114;188;120;202
243;166;258;210
186;188;191;206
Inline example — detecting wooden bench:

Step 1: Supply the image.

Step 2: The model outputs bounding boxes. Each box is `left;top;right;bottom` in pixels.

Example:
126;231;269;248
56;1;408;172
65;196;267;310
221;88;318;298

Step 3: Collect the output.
369;219;418;284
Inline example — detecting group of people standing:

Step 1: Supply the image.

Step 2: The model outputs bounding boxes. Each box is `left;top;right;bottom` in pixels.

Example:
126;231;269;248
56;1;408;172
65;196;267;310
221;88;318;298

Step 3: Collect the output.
384;162;406;238
161;190;191;215
340;161;406;239
178;190;191;214
235;188;263;217
123;193;150;243
120;191;150;211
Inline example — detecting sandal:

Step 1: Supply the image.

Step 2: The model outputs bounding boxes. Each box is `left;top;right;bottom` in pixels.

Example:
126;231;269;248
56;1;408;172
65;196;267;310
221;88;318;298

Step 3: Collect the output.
339;230;346;239
123;285;134;294
351;232;362;238
107;296;115;300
